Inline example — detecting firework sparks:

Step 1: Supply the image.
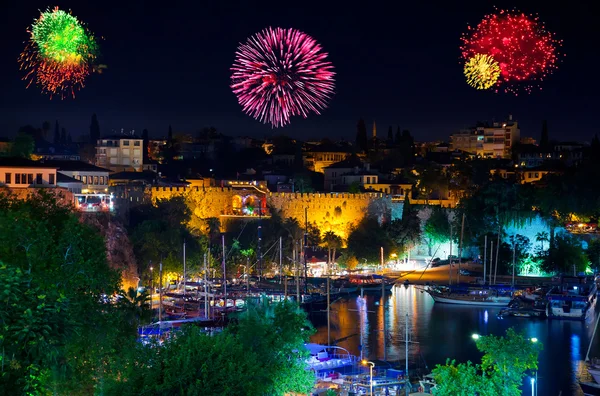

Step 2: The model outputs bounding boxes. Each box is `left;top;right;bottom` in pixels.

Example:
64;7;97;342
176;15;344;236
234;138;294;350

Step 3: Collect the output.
464;54;501;90
461;9;562;93
231;27;335;128
19;7;98;99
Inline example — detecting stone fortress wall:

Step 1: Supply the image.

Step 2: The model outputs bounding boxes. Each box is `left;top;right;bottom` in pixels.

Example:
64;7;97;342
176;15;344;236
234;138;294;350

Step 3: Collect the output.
150;186;392;240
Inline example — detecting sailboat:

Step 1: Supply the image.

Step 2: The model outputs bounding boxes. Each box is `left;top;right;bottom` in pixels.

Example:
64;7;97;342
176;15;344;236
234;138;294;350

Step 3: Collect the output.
580;307;600;395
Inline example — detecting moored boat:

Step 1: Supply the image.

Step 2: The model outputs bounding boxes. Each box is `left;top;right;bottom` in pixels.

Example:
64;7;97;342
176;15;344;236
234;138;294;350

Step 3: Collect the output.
546;276;597;320
423;284;516;307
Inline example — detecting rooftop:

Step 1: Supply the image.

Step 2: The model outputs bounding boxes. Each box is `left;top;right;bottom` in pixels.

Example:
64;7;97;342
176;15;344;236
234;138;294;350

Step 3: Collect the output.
324;155;363;169
0;157;57;168
99;134;142;140
42;160;112;173
57;173;83;184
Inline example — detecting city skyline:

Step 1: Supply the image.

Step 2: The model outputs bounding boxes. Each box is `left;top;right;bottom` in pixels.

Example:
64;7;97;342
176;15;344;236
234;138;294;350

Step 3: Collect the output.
0;0;596;142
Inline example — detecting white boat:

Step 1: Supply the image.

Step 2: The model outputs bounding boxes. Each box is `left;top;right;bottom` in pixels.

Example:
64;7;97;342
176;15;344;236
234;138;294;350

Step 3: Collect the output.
423;285;513;307
547;276;597;320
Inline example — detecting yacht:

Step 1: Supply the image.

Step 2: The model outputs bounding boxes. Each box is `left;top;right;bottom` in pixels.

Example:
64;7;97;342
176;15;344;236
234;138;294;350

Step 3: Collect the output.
546;276;597;320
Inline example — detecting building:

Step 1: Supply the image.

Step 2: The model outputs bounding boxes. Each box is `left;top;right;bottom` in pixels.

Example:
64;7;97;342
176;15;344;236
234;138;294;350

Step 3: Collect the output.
323;157;378;191
44;160;112;194
57;173;84;193
0;157;57;189
148;138;167;161
33;140;80;161
517;142;585;168
96;135;144;172
303;145;352;173
451;115;520;158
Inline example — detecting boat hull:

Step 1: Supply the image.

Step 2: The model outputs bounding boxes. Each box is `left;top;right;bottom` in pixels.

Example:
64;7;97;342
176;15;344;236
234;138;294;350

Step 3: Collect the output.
580;381;600;396
430;293;509;307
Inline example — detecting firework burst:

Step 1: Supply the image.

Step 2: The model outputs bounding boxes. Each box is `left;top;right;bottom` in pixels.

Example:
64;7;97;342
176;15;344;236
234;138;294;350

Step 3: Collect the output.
461;9;562;94
19;7;98;99
464;53;501;90
231;27;335;128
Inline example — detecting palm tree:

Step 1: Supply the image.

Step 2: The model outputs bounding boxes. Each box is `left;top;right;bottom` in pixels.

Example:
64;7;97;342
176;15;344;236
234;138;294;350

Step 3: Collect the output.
118;287;152;333
322;231;343;274
536;231;549;251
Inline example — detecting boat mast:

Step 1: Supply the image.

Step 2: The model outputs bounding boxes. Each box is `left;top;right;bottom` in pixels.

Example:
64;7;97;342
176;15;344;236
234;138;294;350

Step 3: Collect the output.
381;246;386;362
405;313;409;396
585;308;600;362
304;207;308;295
449;222;453;285
483;235;487;286
204;253;208;319
511;236;516;290
159;260;163;323
222;234;226;309
457;213;465;284
183;240;186;312
327;256;330;346
279;236;283;284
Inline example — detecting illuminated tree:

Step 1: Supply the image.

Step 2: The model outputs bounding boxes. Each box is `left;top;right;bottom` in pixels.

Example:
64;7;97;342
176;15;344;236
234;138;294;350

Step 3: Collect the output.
433;328;542;396
322;231;342;270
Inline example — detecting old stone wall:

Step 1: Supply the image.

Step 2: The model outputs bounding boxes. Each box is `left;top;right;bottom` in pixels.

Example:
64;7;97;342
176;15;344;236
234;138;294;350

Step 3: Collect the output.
150;187;391;240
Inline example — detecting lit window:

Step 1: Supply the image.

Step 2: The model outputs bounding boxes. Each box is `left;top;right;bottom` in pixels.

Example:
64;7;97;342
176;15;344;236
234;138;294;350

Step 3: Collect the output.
123;140;130;146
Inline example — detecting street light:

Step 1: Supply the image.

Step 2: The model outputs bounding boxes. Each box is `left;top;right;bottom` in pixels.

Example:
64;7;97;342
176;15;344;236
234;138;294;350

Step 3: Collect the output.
361;359;375;395
472;333;480;340
531;337;538;343
530;377;535;396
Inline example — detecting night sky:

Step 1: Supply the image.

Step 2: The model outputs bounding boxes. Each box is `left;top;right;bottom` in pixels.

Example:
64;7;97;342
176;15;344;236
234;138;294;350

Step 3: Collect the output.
1;1;597;143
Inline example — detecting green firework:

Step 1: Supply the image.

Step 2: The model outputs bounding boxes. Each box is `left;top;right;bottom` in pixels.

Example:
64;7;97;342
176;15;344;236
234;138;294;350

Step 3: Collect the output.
31;8;97;64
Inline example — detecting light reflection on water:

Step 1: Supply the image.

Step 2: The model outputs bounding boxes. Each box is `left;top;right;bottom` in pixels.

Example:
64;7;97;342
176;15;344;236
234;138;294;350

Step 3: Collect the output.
311;285;600;396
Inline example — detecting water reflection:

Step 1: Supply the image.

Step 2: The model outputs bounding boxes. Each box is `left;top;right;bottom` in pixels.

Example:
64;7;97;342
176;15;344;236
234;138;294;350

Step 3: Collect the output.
311;285;600;396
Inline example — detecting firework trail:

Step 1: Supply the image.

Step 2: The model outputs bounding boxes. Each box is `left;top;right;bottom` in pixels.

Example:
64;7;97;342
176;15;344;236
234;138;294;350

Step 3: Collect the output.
231;27;335;128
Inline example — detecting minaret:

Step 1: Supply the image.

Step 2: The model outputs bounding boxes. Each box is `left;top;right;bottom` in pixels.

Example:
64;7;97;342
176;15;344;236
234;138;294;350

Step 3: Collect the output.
372;121;377;139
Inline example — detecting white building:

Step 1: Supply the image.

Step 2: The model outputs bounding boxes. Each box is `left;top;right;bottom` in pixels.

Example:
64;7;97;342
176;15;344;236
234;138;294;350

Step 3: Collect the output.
323;157;378;191
45;160;111;194
96;135;144;172
450;115;520;159
0;158;57;188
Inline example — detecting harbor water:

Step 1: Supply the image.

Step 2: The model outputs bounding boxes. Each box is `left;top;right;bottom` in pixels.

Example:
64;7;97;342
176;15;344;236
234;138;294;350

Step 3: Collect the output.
310;285;600;396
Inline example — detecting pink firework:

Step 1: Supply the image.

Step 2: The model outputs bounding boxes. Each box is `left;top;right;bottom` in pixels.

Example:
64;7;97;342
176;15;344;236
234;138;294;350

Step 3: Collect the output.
231;27;335;128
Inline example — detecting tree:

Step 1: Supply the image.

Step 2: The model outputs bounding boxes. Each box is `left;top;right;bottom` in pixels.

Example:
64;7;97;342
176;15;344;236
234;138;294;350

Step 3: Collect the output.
387;125;393;143
433;328;542;396
587;239;600;271
348;181;361;193
60;127;67;144
424;206;451;245
541;233;587;274
106;300;315;396
0;190;128;394
42;120;51;139
535;231;549;251
116;287;152;335
386;199;421;255
322;231;342;270
9;132;34;158
90;114;100;143
395;126;401;144
431;360;495;396
54;120;60;144
347;217;393;263
540;120;549;149
356;118;368;152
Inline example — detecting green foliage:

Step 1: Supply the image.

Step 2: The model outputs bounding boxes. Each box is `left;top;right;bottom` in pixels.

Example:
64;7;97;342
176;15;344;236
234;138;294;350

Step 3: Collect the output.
106;300;315;396
0;190;130;394
433;328;542;396
9;132;35;158
348;181;361;193
129;197;201;278
347;217;393;263
425;206;451;244
385;199;421;254
540;233;588;274
432;360;496;396
587;239;600;270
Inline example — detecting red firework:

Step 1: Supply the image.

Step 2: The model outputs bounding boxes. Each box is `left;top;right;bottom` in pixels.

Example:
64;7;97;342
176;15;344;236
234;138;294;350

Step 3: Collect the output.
231;27;335;128
461;9;562;93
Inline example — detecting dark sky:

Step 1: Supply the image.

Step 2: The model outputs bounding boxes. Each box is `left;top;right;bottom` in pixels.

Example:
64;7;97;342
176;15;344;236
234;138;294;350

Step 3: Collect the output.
1;1;598;143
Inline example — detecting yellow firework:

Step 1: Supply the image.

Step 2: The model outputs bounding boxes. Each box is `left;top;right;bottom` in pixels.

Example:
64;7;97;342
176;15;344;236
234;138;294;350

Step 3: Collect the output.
464;54;501;90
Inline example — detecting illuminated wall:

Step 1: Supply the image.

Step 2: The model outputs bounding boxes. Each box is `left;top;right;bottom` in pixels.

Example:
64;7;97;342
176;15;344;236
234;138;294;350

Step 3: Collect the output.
150;186;391;241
